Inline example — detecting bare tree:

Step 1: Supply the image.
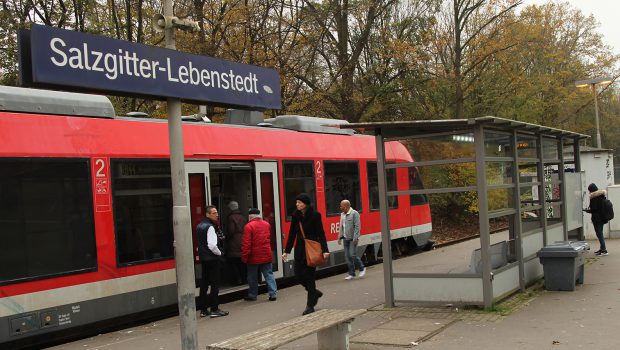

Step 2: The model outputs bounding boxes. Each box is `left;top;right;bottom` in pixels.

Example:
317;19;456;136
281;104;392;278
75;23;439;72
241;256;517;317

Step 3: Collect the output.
439;0;521;119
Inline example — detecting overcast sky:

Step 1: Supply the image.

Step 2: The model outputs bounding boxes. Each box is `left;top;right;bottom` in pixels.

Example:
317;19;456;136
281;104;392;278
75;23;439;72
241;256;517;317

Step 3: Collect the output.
521;0;620;56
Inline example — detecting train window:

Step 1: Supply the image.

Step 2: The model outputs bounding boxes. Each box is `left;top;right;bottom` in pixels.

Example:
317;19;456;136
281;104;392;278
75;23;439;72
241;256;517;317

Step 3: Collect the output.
283;161;316;220
324;161;362;216
112;159;174;265
409;167;428;205
0;158;96;285
367;161;398;211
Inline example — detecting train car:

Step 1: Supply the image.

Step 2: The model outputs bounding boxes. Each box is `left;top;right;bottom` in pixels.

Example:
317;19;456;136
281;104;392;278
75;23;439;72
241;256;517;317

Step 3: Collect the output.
0;86;431;347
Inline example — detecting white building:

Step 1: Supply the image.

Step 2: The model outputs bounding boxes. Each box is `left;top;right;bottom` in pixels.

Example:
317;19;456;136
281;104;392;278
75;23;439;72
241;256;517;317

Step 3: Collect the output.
564;146;615;240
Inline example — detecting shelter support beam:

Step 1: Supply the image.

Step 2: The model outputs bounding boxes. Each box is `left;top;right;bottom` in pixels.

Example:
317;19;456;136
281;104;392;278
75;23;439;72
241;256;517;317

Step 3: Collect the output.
573;141;584;240
512;130;525;291
375;131;394;308
474;125;493;309
559;138;568;240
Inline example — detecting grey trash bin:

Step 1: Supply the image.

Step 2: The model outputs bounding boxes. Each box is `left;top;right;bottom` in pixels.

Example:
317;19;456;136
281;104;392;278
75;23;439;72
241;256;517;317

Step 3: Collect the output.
537;241;589;291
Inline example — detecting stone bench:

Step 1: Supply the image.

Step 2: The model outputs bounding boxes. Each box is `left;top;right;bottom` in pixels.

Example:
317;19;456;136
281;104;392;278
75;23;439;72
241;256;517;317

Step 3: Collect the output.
206;309;366;350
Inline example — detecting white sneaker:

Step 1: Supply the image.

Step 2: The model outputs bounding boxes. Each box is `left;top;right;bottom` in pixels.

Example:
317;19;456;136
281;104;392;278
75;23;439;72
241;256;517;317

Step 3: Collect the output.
344;275;354;280
359;268;366;277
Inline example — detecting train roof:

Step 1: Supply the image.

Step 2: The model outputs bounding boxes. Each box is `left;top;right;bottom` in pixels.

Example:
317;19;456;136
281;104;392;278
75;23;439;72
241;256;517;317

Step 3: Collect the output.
0;85;115;118
0;86;354;135
0;86;412;162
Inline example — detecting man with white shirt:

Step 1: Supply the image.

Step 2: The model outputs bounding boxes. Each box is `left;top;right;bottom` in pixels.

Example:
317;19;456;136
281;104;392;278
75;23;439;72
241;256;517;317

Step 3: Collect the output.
196;205;229;318
338;200;366;280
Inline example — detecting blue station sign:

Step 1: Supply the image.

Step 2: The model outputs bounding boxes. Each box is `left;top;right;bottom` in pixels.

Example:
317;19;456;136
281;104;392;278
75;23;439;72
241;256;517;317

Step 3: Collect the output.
19;24;281;110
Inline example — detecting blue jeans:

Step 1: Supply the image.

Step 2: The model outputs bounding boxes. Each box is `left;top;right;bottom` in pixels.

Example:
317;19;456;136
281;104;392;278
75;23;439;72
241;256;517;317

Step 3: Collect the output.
344;239;364;276
593;221;607;251
247;262;277;298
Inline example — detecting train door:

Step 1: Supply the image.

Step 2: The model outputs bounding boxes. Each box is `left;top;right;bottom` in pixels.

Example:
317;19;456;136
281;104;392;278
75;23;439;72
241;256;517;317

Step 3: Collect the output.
186;161;283;283
254;162;284;278
186;161;211;264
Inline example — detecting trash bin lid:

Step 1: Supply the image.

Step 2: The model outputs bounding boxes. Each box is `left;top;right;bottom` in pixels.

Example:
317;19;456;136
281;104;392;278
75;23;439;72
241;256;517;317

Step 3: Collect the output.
537;241;589;258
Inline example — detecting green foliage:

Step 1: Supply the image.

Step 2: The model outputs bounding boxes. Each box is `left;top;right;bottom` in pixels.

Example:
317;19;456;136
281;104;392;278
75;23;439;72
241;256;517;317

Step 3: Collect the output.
407;138;479;222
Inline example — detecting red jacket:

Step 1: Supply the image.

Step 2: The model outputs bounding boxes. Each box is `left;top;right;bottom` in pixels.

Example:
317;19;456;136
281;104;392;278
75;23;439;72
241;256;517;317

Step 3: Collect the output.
241;218;273;264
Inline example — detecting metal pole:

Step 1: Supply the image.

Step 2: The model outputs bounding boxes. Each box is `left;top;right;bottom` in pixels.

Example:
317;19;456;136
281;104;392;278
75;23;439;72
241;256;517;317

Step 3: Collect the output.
558;137;568;240
375;131;394;308
573;140;584;241
474;125;492;308
511;130;525;292
164;0;198;348
537;134;548;245
592;84;602;148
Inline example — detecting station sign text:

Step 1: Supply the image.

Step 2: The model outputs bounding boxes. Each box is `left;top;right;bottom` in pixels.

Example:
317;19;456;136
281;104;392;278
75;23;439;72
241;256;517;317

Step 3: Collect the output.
20;24;281;110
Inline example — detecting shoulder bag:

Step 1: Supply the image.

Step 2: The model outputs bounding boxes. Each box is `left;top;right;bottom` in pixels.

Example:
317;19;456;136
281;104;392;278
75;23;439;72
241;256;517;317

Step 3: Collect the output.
299;222;326;267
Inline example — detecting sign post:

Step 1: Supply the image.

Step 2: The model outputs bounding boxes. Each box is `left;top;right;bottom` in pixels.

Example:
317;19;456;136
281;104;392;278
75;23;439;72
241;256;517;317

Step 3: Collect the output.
162;0;198;348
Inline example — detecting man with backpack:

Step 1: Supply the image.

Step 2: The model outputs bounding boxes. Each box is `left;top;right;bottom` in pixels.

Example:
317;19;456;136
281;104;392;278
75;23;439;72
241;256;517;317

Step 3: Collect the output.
584;183;612;256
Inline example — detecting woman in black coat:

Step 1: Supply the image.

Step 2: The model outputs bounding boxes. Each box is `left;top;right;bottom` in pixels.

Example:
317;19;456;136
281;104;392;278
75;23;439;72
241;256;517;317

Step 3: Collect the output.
584;183;608;256
282;193;330;315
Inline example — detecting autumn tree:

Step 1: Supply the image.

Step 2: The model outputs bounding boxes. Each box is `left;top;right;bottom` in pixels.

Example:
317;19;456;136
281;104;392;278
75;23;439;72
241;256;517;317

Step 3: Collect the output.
287;0;439;122
474;2;618;135
430;0;521;119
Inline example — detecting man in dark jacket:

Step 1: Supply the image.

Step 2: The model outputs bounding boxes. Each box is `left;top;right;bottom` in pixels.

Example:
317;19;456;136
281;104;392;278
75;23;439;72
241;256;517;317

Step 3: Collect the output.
196;205;229;318
241;208;277;301
226;201;247;285
585;183;609;256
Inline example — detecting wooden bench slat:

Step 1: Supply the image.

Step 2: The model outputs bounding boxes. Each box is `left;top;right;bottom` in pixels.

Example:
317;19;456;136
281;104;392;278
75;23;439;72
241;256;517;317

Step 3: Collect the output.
209;309;363;349
210;311;334;347
207;309;366;350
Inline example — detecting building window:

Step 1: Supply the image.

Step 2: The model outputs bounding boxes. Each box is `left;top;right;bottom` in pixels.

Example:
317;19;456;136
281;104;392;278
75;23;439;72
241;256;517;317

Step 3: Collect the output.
0;158;96;285
283;161;316;220
112;159;173;265
367;161;398;211
324;161;361;216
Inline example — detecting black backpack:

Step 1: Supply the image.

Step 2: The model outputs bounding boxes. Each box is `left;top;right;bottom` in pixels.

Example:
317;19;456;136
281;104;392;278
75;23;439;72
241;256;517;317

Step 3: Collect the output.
602;198;614;223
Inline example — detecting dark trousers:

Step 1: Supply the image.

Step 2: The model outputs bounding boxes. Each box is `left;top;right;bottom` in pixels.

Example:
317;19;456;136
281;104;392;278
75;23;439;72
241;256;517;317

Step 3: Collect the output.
294;261;319;307
200;259;221;312
593;221;607;251
227;257;246;285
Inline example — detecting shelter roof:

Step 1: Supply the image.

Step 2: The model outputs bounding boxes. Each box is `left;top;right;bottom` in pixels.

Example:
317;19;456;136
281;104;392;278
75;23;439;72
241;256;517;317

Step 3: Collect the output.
339;116;589;141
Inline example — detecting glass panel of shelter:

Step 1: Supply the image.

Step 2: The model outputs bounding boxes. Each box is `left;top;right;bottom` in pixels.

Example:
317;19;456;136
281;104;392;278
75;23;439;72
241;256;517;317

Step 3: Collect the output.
402;132;475;162
484;130;513;158
367;161;398;210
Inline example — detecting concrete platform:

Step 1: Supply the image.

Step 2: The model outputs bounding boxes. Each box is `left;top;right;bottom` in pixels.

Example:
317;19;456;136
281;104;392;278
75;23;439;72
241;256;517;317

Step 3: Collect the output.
47;238;620;349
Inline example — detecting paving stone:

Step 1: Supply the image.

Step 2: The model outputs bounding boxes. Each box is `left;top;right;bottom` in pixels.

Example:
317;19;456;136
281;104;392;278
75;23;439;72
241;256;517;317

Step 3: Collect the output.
351;328;431;346
376;317;448;332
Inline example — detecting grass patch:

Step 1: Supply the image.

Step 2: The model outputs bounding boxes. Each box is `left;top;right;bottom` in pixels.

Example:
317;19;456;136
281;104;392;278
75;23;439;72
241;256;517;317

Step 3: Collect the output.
466;281;544;316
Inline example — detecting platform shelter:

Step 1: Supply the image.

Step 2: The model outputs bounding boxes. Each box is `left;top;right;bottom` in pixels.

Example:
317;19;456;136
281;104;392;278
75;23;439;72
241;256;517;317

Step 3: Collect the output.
342;117;589;308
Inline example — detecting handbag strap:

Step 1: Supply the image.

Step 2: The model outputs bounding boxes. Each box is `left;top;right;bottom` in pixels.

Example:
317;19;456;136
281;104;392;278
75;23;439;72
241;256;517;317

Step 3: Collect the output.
298;222;306;239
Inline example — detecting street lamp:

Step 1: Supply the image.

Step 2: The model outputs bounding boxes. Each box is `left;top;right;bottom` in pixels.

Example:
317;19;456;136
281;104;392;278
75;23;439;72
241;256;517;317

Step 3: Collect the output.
575;77;613;148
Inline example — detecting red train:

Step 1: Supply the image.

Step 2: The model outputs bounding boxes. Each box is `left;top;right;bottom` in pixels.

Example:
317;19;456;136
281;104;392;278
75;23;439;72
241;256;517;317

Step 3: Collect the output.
0;86;431;347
